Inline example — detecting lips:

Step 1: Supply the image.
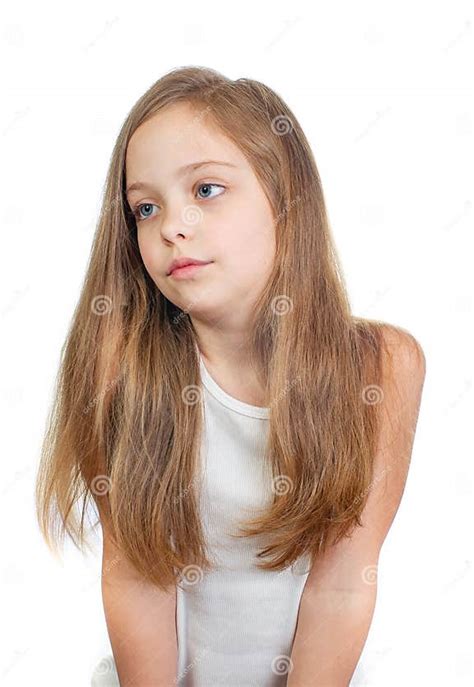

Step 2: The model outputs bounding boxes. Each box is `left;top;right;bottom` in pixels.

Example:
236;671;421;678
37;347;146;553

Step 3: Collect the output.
167;257;212;276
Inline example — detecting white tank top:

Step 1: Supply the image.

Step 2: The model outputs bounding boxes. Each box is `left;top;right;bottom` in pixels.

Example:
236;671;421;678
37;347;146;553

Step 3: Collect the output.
176;354;312;686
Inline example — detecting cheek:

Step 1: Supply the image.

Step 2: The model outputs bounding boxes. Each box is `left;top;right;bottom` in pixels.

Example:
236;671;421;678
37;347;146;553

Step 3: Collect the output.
221;204;274;253
137;233;161;277
240;209;275;263
219;215;274;282
137;232;148;260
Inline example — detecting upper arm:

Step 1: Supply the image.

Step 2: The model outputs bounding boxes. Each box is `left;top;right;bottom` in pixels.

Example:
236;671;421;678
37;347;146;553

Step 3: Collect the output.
92;455;143;585
305;324;426;595
93;487;126;583
96;492;178;686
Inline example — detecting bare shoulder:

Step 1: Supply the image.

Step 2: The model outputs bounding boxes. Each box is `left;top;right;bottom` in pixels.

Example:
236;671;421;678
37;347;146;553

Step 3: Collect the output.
378;322;426;381
375;322;426;437
303;322;427;593
302;323;427;594
366;322;426;544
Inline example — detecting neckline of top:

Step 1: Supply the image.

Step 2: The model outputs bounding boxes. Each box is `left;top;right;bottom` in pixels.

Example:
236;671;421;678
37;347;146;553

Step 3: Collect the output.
198;354;270;420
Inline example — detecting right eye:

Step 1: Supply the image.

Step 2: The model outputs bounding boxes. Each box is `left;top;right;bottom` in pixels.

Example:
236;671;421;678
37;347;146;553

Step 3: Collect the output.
132;203;159;222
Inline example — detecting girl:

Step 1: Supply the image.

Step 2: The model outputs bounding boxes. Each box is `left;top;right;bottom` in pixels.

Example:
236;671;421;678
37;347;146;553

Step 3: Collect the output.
35;66;426;687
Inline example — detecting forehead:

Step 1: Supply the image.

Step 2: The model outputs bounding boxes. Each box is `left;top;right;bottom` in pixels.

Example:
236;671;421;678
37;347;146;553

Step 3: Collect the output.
125;102;248;180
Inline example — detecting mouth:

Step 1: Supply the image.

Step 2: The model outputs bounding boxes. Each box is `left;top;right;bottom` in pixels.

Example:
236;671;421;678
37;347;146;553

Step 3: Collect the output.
168;261;213;279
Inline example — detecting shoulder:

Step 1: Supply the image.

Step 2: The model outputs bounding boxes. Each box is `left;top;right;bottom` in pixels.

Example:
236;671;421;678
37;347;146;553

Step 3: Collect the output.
364;322;426;549
302;323;427;592
378;322;426;383
374;322;426;451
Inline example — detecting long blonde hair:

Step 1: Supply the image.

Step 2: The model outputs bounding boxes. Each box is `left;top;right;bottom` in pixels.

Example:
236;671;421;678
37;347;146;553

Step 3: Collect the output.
35;65;393;592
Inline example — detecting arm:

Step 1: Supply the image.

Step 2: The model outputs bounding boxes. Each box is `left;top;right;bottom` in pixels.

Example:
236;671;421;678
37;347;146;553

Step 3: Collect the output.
287;326;426;687
98;497;178;687
288;584;377;687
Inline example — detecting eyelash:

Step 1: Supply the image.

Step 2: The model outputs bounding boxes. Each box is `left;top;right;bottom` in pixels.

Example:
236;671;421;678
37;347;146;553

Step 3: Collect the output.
131;182;226;222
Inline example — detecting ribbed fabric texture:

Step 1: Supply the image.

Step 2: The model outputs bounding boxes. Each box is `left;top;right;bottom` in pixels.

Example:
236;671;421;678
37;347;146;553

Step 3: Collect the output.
176;355;311;686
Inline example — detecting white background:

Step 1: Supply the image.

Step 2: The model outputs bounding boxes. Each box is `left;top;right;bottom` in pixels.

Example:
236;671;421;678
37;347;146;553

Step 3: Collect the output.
1;0;472;685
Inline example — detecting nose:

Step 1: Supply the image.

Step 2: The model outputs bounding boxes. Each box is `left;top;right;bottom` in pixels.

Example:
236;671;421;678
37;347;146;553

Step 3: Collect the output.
160;203;203;243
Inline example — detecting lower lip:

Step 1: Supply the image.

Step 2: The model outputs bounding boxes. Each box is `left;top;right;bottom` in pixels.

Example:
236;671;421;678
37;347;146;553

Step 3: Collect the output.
169;262;212;279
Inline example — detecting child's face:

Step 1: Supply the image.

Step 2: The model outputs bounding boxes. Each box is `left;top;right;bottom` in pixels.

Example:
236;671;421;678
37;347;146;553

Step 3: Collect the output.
125;102;276;325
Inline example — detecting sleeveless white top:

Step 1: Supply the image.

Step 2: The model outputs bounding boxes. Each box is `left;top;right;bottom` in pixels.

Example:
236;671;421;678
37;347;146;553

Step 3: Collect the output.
175;354;312;686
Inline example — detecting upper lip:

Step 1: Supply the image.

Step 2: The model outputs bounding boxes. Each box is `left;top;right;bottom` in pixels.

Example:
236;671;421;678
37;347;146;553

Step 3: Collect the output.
167;256;212;276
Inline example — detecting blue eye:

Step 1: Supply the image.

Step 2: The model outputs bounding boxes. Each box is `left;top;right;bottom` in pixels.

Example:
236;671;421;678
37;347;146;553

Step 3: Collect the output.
132;203;158;221
196;182;225;200
131;183;225;223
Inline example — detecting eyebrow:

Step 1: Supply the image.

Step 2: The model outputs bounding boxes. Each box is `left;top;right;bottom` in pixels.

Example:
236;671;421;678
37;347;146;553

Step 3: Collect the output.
126;160;238;196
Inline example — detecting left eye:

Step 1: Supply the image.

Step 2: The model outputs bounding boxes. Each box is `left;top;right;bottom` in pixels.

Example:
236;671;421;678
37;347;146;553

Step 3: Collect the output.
195;182;225;200
132;183;225;222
